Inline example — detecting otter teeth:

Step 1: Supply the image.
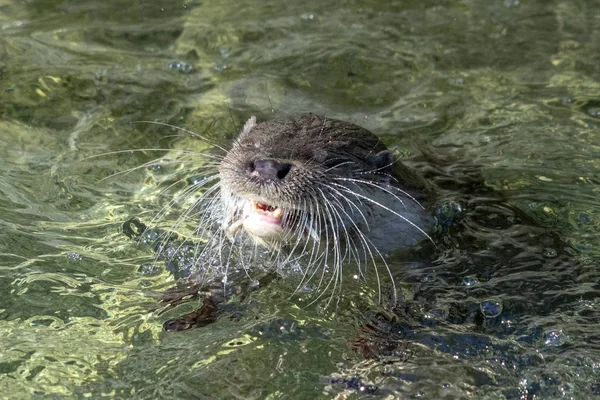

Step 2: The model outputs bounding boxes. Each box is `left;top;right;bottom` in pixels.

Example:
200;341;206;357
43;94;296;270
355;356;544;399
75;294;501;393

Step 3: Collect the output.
251;201;283;219
234;200;284;240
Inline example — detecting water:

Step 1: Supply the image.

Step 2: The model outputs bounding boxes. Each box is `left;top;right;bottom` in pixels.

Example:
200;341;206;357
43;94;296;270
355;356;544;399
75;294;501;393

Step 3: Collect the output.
1;0;600;398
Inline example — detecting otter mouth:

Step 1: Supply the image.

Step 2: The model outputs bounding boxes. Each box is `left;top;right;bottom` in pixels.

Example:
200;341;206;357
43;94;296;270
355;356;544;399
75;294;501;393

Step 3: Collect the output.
247;200;283;228
227;200;285;240
225;195;319;245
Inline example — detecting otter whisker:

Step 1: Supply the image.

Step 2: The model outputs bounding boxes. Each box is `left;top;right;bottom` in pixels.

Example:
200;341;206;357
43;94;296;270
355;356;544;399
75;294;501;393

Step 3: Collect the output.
320;194;366;306
324;189;369;264
279;200;314;269
145;181;214;251
323;160;357;173
331;183;435;246
100;161;220;189
132;120;229;154
221;231;239;293
324;191;363;268
154;172;219;209
295;198;332;299
324;183;399;303
182;189;223;256
289;200;326;295
303;193;350;307
322;183;371;229
320;187;392;302
150;175;220;236
150;178;221;262
189;193;223;235
333;176;426;210
97;158;193;183
81;147;224;162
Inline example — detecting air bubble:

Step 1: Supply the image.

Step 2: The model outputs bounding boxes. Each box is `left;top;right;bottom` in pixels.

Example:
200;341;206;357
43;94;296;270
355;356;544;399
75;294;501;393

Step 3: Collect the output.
462;276;479;287
139;263;161;276
168;60;193;73
544;330;568;346
579;213;591;224
587;107;600;118
67;252;82;261
543;248;557;258
480;300;503;318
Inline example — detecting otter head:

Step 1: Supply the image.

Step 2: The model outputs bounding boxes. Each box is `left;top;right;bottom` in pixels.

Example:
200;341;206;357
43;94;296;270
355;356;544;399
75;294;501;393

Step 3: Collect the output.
218;113;398;248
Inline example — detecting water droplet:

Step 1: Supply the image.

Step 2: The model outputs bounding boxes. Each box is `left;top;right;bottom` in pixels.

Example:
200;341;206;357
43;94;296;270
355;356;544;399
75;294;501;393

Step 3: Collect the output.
168;60;193;73
421;274;436;283
544;330;568;346
187;175;207;185
587;107;600;118
141;230;160;244
434;202;464;225
480;300;503;318
543;248;557;258
427;307;449;320
300;13;315;20
590;359;600;374
462;276;479;286
560;97;574;106
219;47;231;57
67;252;82;261
139;263;161;276
358;384;377;394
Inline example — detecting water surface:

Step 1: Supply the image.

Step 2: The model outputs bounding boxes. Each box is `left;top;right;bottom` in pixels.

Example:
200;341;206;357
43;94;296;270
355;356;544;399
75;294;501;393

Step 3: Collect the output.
1;0;600;398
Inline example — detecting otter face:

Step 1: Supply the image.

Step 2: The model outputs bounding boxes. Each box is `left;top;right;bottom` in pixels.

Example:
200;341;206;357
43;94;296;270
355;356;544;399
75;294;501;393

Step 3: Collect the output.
218;113;402;248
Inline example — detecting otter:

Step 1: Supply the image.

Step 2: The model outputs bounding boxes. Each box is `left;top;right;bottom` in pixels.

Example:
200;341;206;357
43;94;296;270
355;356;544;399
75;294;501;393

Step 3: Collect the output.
155;113;436;286
139;113;437;330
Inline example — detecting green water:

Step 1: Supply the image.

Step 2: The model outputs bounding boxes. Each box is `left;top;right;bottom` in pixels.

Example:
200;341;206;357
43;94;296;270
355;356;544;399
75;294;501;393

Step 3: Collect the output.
1;0;600;398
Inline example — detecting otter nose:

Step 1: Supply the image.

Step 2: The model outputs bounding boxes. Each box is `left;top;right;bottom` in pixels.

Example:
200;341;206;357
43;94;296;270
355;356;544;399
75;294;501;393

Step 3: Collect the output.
248;159;292;182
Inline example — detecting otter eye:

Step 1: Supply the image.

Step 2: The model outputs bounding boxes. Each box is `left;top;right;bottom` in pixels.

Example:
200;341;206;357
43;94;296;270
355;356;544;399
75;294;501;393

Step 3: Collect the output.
312;149;328;163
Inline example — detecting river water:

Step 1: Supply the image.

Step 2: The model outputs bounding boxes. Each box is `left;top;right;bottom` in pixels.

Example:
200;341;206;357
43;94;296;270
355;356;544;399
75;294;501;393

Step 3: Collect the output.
1;0;600;398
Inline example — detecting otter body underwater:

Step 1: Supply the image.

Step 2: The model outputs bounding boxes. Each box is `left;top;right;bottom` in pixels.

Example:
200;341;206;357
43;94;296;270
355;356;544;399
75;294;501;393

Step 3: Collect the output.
143;113;436;299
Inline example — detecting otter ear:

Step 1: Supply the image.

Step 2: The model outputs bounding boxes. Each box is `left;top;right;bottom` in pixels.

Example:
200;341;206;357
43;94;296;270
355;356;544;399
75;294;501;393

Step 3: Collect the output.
238;116;257;140
371;150;395;172
369;150;395;183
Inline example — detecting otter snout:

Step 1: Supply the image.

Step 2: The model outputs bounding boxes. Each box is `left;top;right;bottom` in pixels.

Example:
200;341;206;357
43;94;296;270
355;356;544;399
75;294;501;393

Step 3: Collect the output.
246;159;292;182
